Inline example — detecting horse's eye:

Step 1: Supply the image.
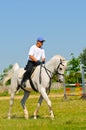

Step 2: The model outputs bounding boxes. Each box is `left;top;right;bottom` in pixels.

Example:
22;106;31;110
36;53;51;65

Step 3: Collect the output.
59;68;62;70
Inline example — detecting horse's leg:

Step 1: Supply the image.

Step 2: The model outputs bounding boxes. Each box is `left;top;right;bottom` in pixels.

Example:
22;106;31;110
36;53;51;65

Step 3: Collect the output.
34;95;43;119
8;74;19;119
40;88;54;119
21;91;30;119
8;91;16;119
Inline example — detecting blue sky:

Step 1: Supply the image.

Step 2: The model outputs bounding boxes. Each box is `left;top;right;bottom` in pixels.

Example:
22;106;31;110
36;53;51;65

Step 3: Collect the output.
0;0;86;73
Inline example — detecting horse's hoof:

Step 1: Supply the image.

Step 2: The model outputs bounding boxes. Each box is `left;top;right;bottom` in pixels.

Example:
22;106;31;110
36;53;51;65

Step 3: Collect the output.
51;117;54;120
8;113;11;120
8;116;11;120
25;116;28;120
34;116;37;119
24;113;28;120
24;109;28;120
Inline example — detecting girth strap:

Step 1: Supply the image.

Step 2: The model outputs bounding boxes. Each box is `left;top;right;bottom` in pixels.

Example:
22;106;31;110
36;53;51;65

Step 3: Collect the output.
29;78;38;92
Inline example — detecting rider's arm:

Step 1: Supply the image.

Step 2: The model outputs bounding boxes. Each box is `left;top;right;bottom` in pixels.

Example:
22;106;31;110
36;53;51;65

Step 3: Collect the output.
29;55;37;62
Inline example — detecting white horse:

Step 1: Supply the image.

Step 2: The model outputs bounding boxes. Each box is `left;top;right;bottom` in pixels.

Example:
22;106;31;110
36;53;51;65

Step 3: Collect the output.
8;55;67;120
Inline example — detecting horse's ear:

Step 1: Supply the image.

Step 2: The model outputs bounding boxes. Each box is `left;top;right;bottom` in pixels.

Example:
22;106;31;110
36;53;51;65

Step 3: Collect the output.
60;59;62;63
61;58;66;62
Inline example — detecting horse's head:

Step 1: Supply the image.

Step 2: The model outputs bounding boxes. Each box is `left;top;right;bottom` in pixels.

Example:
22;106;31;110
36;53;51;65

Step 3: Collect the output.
55;56;67;83
45;55;67;83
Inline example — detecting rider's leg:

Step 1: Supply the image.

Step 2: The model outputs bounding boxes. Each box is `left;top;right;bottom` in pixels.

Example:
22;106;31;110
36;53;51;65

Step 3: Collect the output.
21;61;34;87
21;71;30;87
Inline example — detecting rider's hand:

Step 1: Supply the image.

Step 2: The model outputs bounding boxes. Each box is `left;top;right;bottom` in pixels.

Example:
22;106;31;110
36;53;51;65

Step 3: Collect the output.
36;60;41;66
42;61;45;64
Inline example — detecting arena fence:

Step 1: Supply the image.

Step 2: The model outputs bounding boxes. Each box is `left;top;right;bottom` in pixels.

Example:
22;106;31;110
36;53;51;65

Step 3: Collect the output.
64;65;86;99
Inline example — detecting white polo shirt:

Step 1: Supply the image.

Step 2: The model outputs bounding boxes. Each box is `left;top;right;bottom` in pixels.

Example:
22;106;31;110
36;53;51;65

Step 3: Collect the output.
28;45;45;61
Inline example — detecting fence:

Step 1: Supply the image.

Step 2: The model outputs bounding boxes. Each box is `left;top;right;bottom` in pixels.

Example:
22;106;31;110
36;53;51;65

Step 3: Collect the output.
64;65;86;99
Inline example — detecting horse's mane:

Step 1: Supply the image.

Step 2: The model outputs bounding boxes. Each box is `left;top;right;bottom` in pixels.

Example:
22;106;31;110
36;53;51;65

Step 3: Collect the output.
46;54;65;66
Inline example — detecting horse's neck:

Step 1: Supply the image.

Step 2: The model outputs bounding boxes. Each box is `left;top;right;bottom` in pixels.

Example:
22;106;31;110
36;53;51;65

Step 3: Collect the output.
45;60;56;73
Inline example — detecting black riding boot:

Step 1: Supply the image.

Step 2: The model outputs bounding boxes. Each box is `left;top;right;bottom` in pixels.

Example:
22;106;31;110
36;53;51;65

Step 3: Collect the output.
21;60;35;87
21;70;30;87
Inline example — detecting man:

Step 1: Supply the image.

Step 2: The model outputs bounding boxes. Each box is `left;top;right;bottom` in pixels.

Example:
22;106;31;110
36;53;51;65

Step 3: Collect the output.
21;37;46;87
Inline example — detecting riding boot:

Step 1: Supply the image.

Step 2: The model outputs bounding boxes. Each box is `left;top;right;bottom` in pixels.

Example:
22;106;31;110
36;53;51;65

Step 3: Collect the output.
21;78;26;88
21;61;35;87
21;71;30;87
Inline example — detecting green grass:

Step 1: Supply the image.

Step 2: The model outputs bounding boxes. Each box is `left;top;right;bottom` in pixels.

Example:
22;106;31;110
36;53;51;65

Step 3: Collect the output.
0;91;86;130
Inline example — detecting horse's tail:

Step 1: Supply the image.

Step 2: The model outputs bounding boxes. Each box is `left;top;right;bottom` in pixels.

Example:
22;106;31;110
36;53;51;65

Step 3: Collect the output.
12;63;20;71
3;63;20;86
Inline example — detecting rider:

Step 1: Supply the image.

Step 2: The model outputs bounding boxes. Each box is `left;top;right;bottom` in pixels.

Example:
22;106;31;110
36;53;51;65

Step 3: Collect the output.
21;37;46;87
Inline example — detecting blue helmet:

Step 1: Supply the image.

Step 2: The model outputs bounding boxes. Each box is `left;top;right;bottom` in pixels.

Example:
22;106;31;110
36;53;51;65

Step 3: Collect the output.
37;37;45;42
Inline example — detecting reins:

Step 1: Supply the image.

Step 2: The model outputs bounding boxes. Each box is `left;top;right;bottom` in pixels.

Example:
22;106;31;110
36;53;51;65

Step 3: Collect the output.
56;59;65;76
39;64;52;84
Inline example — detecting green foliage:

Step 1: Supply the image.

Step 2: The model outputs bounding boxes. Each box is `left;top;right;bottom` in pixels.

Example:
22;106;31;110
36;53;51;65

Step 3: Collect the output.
67;53;80;73
52;72;57;82
0;64;13;85
65;72;82;83
65;53;82;83
3;64;13;73
0;81;3;86
5;79;11;85
0;74;3;81
0;91;8;96
79;48;86;66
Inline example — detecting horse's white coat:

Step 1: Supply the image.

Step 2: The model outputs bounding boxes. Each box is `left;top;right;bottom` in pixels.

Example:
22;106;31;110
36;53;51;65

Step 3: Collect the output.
7;55;67;119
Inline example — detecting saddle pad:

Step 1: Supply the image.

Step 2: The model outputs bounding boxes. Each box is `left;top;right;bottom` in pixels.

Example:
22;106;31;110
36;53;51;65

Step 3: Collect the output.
18;68;25;78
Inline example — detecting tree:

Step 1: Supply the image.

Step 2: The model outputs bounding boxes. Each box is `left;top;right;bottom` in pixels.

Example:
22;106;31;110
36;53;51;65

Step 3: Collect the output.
79;48;86;66
3;65;13;73
0;64;13;85
67;53;80;73
65;53;82;83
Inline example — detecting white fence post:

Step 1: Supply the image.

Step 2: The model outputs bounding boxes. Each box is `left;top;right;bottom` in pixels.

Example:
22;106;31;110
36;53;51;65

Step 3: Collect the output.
81;65;86;99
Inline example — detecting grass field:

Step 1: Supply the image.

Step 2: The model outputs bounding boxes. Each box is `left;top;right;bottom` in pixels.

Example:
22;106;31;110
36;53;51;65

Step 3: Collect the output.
0;90;86;130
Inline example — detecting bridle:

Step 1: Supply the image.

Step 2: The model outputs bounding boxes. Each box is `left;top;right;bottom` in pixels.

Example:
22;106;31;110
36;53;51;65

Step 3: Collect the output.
56;59;65;76
39;59;65;84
